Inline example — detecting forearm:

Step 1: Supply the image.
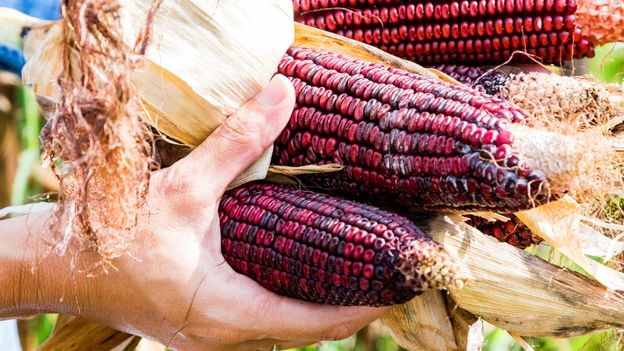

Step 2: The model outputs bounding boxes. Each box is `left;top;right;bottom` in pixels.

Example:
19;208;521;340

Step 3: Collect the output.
0;210;69;318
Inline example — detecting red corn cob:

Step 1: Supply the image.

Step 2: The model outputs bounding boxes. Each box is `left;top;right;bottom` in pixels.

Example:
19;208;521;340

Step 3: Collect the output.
220;182;469;306
467;215;542;249
293;0;624;65
274;46;553;212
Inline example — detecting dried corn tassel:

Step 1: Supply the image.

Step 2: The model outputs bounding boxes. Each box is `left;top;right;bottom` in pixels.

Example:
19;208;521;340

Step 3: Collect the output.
29;0;156;259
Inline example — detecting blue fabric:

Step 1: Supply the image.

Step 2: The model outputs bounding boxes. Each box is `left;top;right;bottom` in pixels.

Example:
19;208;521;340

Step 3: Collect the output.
0;0;62;20
0;44;25;75
0;0;62;75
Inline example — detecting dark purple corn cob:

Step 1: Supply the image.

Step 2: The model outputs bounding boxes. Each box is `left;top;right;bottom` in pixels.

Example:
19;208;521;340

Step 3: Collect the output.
467;215;542;249
293;0;595;65
273;47;550;212
220;182;469;306
433;64;511;96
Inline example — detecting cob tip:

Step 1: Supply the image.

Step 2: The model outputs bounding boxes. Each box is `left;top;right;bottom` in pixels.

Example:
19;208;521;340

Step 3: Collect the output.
398;239;472;291
509;123;623;207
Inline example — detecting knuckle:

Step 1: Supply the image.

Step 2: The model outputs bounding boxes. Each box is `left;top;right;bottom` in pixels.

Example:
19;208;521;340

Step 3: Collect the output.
219;113;270;152
221;114;258;143
152;167;192;197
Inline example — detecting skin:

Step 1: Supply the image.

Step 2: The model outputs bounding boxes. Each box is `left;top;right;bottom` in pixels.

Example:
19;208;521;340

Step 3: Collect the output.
0;75;390;351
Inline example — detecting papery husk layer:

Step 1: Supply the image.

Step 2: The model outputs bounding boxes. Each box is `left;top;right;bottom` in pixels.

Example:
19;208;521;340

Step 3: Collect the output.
418;214;624;337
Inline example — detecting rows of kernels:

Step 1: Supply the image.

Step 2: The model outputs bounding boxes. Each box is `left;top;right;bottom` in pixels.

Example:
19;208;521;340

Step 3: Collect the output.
220;183;441;306
273;47;549;212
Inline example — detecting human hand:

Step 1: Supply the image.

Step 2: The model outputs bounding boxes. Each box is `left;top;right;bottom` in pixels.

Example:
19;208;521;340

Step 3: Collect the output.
2;75;389;350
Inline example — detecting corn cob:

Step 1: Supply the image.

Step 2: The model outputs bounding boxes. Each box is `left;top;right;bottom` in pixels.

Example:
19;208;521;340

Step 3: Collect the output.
467;215;542;249
219;182;468;306
293;0;624;65
434;64;624;129
273;46;616;212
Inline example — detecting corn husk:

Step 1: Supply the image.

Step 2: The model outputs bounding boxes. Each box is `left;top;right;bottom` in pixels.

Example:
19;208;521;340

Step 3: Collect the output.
383;291;458;351
39;316;134;351
19;0;294;188
415;214;624;337
516;196;624;291
447;302;484;351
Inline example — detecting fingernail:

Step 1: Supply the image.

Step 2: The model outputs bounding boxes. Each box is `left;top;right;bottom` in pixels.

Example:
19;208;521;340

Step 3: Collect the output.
255;75;288;107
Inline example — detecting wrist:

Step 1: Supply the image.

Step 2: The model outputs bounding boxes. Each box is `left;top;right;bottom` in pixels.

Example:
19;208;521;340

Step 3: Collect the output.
0;210;72;318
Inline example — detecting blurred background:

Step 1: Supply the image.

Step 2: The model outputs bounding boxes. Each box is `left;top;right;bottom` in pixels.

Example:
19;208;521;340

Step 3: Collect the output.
0;6;622;349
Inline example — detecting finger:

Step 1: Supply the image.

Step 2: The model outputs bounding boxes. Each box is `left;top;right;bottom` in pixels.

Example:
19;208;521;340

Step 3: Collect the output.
225;272;391;342
174;74;295;195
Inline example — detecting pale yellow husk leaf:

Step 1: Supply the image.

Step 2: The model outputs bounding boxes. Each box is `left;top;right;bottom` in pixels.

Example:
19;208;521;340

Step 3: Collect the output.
447;304;484;351
39;316;134;351
516;196;624;291
421;214;624;337
269;164;344;176
383;293;486;351
20;0;294;187
383;290;458;351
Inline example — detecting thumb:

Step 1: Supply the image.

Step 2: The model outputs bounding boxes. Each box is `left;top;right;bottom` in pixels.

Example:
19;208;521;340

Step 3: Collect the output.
177;74;295;195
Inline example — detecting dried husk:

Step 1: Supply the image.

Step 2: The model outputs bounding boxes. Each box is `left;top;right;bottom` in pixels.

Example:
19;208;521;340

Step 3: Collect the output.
417;214;624;337
446;301;484;351
382;290;458;351
39;316;134;351
516;196;624;291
